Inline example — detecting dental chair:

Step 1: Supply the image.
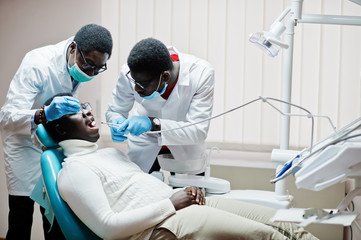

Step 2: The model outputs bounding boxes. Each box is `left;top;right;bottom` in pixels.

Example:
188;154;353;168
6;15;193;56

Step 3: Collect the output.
36;124;101;240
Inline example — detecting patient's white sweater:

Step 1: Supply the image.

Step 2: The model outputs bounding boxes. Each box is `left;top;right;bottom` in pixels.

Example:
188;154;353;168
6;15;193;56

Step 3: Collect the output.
57;140;176;240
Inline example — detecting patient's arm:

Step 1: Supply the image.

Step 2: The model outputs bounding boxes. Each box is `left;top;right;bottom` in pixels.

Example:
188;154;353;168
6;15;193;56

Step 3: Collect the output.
57;162;176;239
170;186;206;210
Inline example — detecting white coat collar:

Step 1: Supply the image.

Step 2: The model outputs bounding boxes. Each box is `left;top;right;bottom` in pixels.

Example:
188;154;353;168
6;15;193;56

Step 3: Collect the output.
59;139;98;157
167;46;190;87
59;36;82;93
62;36;74;75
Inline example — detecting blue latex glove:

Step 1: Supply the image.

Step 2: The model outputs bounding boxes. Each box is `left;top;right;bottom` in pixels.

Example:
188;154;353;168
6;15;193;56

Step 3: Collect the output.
44;96;80;121
118;116;152;136
110;117;128;142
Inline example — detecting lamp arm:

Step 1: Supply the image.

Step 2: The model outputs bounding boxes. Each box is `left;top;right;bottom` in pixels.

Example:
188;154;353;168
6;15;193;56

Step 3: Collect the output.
299;14;361;26
273;7;291;25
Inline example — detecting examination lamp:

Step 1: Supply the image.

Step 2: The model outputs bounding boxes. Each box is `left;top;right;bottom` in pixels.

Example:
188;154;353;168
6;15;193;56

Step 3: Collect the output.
249;21;288;57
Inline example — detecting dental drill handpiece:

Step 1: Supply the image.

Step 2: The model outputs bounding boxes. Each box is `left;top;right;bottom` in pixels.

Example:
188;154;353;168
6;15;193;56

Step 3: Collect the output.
101;121;122;128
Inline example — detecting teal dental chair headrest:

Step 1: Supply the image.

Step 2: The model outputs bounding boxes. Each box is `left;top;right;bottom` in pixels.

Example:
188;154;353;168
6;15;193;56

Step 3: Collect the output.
36;124;59;148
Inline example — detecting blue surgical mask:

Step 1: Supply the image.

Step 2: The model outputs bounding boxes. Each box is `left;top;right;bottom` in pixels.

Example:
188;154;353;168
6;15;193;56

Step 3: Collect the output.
68;51;94;83
142;83;168;100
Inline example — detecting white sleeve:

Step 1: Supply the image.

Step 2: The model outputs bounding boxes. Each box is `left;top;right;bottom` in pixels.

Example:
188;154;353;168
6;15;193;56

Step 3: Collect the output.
161;67;215;145
0;58;43;135
57;162;176;239
105;65;135;122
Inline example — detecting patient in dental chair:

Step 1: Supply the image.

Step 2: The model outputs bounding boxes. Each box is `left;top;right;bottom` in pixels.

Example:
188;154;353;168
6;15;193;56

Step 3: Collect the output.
43;95;318;240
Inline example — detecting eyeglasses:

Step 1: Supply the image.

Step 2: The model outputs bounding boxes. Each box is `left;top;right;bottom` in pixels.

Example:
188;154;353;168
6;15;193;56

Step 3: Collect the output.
126;71;146;90
77;45;107;74
126;71;163;91
80;102;92;114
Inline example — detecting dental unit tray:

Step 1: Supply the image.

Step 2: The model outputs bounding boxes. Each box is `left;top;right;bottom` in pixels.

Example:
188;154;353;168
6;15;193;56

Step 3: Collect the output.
295;140;361;191
271;116;361;189
270;117;361;227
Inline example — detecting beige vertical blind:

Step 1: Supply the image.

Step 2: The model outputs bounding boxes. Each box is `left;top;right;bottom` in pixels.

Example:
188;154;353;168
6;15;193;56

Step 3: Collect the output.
100;0;361;151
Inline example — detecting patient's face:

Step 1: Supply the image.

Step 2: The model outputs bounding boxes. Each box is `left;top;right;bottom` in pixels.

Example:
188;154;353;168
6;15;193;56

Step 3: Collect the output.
62;108;99;142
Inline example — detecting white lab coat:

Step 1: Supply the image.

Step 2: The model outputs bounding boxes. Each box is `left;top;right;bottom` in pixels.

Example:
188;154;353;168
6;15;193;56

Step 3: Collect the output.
106;47;215;173
0;37;82;196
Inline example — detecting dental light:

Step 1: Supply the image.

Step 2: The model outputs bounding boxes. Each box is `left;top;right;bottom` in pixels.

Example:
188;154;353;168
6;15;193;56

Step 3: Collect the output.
249;21;288;57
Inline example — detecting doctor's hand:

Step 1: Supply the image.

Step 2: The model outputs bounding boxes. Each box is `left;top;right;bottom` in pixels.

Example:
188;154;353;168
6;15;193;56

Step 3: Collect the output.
110;117;128;142
169;187;206;211
44;96;80;121
118;116;151;136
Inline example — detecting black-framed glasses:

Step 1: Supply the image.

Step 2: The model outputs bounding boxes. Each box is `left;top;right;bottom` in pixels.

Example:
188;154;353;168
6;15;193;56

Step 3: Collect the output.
126;70;163;91
126;71;146;90
77;45;107;73
80;102;92;114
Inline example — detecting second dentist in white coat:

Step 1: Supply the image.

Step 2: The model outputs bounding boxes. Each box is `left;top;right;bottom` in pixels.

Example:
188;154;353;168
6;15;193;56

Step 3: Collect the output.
106;38;215;173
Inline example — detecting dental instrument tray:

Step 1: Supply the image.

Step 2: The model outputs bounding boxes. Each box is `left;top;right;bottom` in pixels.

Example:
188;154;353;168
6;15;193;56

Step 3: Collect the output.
294;116;361;191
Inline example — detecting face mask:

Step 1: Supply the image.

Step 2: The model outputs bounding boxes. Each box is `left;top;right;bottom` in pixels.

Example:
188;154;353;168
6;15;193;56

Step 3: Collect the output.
68;50;94;83
142;83;168;100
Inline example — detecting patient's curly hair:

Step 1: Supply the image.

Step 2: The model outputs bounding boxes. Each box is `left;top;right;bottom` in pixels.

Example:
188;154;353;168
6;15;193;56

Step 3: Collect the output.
74;24;113;57
42;93;73;143
127;38;173;78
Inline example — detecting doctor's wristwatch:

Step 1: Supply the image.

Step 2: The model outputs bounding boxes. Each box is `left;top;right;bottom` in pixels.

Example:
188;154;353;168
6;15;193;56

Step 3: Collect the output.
150;117;161;131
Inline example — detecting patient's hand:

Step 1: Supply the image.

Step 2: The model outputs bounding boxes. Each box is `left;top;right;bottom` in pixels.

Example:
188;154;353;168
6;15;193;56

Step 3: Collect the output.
170;186;206;210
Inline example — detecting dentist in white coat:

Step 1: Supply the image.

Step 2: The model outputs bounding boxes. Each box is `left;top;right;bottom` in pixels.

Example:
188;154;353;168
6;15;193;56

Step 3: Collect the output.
106;38;214;174
0;24;112;240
